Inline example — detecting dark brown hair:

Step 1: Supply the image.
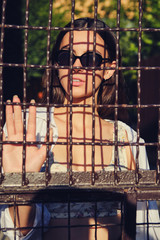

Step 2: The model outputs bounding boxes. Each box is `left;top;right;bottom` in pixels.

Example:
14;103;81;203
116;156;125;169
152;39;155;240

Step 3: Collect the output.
42;17;128;121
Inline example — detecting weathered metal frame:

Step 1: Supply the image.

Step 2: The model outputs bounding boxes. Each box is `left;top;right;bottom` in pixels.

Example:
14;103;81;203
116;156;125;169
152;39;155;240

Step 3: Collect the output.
0;0;160;239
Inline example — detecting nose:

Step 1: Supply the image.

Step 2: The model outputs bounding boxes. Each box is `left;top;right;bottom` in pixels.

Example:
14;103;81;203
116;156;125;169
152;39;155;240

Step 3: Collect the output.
72;57;83;73
73;57;82;67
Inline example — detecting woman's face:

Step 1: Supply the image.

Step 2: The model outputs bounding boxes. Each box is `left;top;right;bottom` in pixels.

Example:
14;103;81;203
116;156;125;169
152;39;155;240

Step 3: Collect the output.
57;31;113;103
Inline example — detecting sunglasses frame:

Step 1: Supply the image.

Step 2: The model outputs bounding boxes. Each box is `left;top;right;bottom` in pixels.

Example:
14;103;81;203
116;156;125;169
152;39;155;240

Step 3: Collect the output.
55;50;111;67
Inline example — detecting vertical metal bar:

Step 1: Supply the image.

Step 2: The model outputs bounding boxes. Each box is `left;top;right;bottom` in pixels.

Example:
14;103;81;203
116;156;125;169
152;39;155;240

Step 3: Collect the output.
157;107;160;183
42;203;45;239
69;0;75;185
123;192;137;240
114;0;121;184
135;0;143;185
67;193;71;240
99;118;104;169
45;0;53;186
22;0;30;186
13;196;16;240
121;200;124;239
91;0;98;185
0;0;7;184
146;200;149;240
94;201;97;240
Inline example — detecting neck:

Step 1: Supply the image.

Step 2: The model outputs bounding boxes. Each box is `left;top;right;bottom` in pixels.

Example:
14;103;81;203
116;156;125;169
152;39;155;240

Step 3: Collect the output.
55;96;100;128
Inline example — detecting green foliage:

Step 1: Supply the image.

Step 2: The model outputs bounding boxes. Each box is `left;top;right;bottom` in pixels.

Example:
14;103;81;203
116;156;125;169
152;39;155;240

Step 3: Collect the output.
23;0;160;90
101;0;160;106
22;0;69;80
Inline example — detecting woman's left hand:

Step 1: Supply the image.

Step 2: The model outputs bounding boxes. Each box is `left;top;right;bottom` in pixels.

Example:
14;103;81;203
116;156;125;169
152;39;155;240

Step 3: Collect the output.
3;95;49;173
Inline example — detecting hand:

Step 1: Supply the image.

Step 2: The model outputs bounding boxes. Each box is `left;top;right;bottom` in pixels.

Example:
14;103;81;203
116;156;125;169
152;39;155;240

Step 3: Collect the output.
3;95;50;173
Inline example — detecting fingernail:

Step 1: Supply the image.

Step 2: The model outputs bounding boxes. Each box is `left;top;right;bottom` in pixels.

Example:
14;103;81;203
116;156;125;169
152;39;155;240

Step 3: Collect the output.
13;95;18;100
30;99;35;103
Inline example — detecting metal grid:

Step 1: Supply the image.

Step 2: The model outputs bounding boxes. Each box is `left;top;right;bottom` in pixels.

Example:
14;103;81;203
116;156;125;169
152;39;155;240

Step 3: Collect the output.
0;0;160;239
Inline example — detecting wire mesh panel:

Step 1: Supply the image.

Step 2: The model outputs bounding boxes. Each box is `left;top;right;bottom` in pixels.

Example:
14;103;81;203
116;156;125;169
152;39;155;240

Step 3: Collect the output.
0;0;160;239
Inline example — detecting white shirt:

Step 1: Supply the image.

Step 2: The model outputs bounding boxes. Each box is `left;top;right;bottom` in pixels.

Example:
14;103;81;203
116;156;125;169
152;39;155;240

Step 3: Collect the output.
2;107;160;239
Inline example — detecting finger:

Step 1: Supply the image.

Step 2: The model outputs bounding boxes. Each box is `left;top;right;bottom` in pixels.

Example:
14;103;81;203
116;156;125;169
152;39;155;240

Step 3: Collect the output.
38;128;53;169
3;131;6;141
27;99;36;141
6;99;15;136
49;128;53;150
26;128;53;172
39;128;53;162
46;128;53;154
13;95;23;134
2;131;10;154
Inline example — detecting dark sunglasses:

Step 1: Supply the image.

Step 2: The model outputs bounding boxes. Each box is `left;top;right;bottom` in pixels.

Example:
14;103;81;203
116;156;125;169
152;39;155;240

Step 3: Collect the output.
55;50;111;67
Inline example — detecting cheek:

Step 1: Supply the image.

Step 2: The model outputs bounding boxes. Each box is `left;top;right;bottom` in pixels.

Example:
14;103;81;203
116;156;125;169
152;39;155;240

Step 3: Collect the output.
58;69;69;82
95;71;104;83
57;70;70;93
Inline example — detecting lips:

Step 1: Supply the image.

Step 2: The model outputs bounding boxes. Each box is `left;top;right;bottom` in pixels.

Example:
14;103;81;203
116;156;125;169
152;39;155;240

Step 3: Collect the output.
70;78;85;86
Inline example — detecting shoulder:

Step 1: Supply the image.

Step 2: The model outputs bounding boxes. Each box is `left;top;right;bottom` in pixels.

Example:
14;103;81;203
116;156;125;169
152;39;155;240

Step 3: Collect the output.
104;119;141;143
104;119;149;169
117;121;137;142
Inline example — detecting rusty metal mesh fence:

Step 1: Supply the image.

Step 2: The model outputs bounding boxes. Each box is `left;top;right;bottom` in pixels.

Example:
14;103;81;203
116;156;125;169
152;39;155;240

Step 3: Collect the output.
0;0;160;239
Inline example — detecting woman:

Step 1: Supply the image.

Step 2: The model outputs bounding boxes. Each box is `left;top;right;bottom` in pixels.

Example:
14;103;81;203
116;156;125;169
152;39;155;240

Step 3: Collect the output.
1;18;160;239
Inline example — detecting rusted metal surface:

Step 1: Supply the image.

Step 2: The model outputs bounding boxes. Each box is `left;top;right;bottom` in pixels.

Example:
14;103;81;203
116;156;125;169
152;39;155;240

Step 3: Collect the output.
0;170;158;187
0;171;159;199
0;0;160;239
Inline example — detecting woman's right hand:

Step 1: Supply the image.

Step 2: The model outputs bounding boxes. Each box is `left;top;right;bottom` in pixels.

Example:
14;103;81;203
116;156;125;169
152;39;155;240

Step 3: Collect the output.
3;95;48;173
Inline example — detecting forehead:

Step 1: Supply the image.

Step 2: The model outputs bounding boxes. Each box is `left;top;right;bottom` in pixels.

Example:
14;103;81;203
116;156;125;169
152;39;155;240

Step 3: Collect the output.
59;31;105;49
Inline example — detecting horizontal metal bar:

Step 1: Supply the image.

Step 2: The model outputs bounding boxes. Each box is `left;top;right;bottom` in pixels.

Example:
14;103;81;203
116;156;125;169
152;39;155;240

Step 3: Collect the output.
1;62;160;70
0;190;125;204
0;24;160;32
0;170;159;190
3;102;160;109
0;186;160;203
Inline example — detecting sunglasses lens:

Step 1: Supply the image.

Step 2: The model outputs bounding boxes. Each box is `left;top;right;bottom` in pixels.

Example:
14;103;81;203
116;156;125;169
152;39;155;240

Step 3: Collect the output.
82;53;102;67
57;51;70;66
95;54;102;67
57;51;103;67
81;53;92;67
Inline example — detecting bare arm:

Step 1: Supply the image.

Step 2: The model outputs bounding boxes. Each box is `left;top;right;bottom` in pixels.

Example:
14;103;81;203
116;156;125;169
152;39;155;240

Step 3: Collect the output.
8;205;36;236
3;95;49;235
124;130;136;170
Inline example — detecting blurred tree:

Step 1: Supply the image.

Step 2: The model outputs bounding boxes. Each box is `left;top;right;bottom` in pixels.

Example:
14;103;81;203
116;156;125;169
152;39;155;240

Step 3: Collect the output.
22;0;160;105
23;0;69;79
25;0;160;74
